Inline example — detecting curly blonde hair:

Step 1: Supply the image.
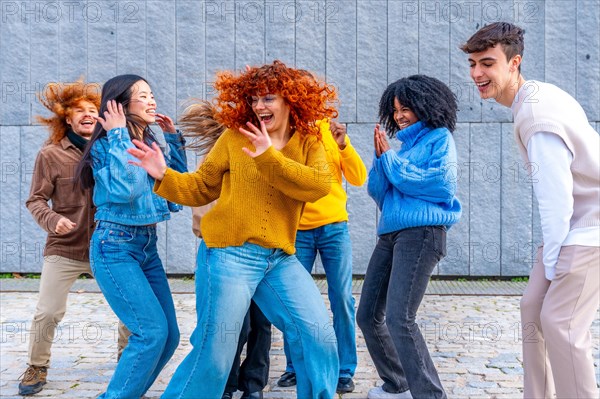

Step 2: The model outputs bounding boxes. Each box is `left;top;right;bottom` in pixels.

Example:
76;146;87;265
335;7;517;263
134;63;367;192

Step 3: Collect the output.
213;60;338;138
36;78;101;144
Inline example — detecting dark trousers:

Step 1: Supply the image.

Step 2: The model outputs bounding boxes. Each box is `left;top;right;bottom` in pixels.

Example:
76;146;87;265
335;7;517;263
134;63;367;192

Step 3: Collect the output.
356;226;448;399
225;300;272;394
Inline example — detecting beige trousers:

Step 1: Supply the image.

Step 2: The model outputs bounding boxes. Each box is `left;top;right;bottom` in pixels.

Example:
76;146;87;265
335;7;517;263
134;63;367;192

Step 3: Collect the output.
117;320;131;359
28;255;92;367
520;245;600;399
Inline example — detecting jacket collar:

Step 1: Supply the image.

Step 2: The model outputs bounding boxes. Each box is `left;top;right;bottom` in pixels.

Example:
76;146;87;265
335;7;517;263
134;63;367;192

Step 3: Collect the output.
395;121;429;149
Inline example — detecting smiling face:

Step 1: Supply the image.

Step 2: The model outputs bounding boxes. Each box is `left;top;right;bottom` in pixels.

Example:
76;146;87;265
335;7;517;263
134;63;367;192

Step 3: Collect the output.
66;100;98;138
468;44;522;107
128;80;156;125
250;93;291;136
393;98;418;130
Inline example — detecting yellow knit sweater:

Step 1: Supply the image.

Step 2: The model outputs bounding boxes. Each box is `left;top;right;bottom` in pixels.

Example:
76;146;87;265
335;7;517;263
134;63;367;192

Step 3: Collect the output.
155;128;331;254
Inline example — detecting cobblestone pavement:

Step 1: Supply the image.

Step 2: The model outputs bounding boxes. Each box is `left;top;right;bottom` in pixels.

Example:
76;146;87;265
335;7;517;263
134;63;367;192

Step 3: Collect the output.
1;282;599;398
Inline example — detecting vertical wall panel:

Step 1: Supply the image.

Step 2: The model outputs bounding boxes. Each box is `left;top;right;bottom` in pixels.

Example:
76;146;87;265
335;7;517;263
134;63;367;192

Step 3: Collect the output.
235;0;266;69
0;3;30;125
451;2;482;123
387;0;418;80
518;0;545;82
346;123;377;274
116;0;147;76
501;123;533;276
326;0;357;122
356;1;387;123
265;0;296;66
147;1;177;120
545;0;577;96
20;126;49;272
175;0;206;114
87;0;118;83
295;0;326;76
469;123;502;275
438;122;470;276
576;0;600;121
205;0;236;79
0;127;22;272
58;2;87;81
30;15;59;120
418;0;450;82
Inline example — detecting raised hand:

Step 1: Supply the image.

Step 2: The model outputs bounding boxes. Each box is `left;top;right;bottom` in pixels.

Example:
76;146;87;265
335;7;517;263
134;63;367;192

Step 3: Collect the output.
239;121;272;158
155;113;176;133
374;124;390;158
94;100;126;132
55;217;76;234
330;120;347;150
127;139;168;180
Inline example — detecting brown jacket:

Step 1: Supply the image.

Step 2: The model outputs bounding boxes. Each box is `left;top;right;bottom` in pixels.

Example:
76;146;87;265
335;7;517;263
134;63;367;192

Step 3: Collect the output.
26;137;95;261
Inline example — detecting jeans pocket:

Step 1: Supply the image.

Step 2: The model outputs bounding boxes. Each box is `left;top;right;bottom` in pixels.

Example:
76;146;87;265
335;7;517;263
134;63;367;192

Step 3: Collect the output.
430;226;447;259
103;227;135;243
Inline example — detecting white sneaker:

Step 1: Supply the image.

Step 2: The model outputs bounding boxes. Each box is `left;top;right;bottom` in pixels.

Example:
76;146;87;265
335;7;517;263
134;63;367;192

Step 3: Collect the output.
367;386;413;399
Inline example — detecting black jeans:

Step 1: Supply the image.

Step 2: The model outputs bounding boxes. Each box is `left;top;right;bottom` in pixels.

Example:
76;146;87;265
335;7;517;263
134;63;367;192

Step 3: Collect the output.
357;226;447;399
225;300;272;394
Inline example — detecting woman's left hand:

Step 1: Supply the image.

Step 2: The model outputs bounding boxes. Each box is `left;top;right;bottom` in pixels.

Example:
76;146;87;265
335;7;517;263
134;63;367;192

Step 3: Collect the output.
127;140;168;181
374;124;391;157
330;120;347;150
155;113;176;133
239;121;272;158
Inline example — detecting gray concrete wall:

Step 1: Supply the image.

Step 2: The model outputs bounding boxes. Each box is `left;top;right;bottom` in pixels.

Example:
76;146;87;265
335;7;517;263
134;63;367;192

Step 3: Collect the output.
1;0;598;275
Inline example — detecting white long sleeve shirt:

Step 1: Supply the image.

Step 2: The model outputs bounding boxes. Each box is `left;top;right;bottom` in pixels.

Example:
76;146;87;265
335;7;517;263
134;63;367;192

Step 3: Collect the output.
527;132;600;280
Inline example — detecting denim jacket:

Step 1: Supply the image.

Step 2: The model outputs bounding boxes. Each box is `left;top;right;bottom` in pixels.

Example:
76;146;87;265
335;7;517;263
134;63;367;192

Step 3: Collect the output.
91;127;188;225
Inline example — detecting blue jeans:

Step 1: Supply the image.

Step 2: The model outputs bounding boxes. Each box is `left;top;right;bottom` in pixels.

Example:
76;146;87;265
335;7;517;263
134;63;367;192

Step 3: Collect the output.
225;300;271;394
284;221;357;379
356;226;447;399
163;242;338;399
90;221;180;399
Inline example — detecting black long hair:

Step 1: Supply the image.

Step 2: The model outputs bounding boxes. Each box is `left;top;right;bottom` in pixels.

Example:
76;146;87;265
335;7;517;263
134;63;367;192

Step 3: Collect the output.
379;74;458;137
75;74;157;189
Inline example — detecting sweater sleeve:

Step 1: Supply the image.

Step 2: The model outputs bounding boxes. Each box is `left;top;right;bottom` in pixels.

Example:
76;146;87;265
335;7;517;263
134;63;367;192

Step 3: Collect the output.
339;136;367;186
154;133;227;206
25;150;63;233
379;133;457;203
253;140;331;203
367;156;391;210
527;132;574;281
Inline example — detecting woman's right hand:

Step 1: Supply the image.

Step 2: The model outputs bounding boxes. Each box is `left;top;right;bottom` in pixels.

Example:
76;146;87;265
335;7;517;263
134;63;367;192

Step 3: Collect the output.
127;140;168;181
239;121;272;158
94;100;126;132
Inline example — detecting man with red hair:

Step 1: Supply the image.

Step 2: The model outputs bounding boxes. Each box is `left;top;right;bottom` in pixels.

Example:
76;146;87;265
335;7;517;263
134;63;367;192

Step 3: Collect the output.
19;79;100;395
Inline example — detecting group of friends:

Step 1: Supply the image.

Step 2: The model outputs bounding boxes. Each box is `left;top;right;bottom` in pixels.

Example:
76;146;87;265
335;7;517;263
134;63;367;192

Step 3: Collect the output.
19;22;599;399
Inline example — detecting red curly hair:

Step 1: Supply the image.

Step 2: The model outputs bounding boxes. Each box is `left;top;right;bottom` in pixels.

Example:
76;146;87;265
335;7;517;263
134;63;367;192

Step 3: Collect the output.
213;60;338;138
36;78;101;144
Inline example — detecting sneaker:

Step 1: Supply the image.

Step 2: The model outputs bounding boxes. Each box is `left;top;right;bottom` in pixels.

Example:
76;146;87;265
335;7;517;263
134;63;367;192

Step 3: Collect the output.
367;386;413;399
336;377;355;393
18;365;48;395
276;371;297;387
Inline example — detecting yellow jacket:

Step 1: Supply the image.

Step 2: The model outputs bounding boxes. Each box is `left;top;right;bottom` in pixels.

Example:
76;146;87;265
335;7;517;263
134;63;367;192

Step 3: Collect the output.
299;120;367;230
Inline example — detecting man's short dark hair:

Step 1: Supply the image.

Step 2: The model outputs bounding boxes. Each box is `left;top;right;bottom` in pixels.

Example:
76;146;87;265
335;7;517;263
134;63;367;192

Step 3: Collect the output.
461;22;525;63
